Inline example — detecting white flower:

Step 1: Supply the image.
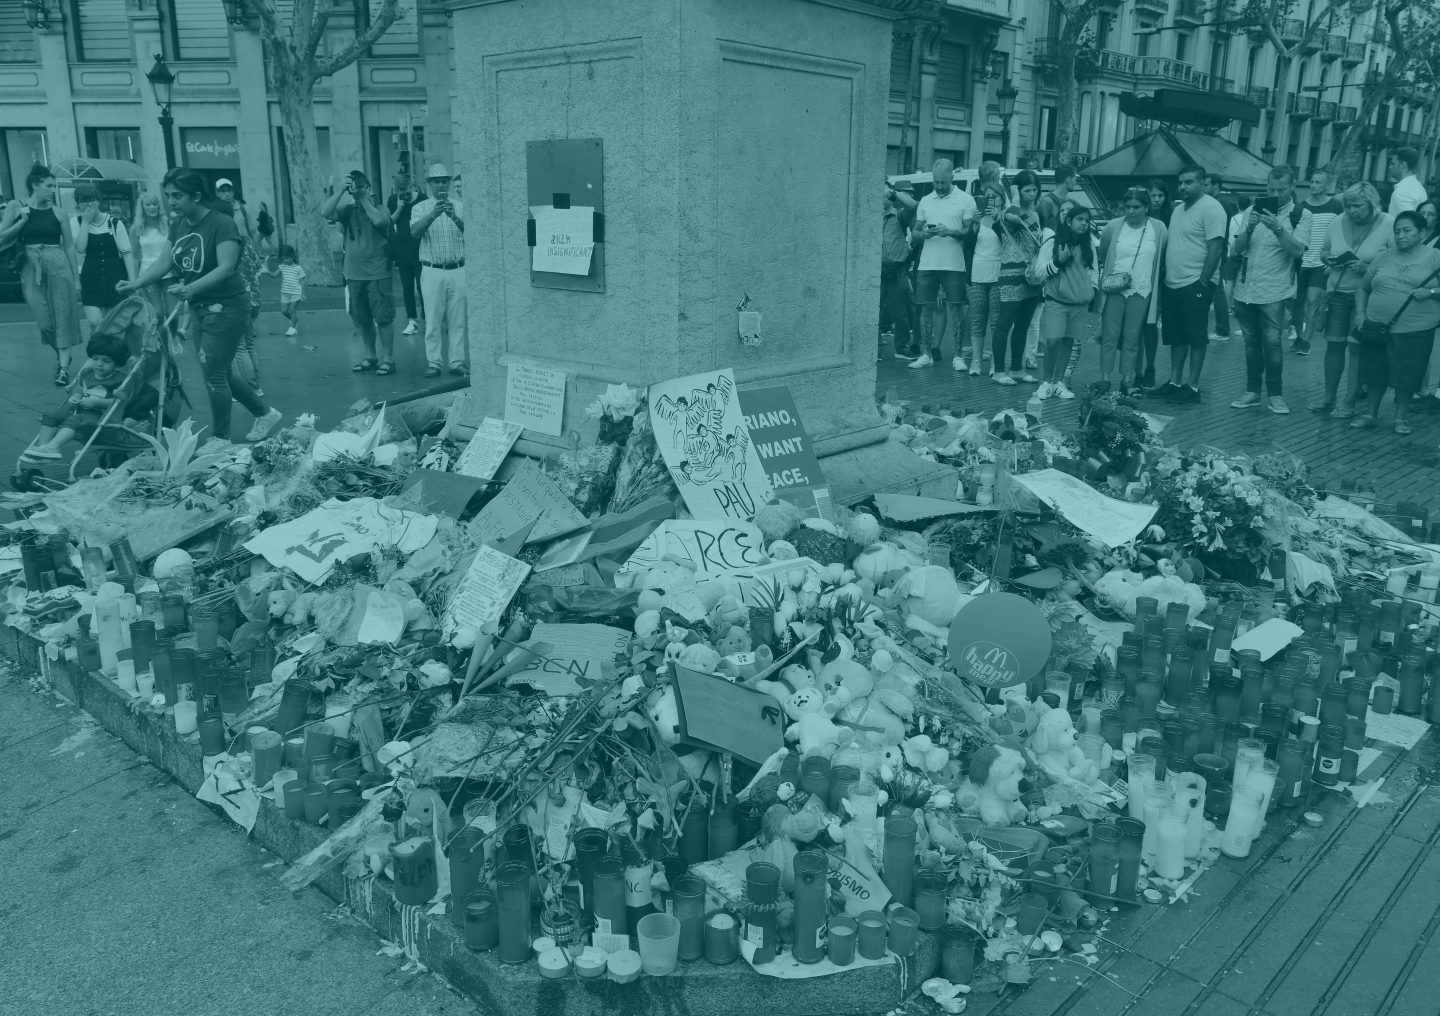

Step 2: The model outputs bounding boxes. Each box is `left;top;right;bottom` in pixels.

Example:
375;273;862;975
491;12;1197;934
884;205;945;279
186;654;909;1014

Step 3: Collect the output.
584;383;642;421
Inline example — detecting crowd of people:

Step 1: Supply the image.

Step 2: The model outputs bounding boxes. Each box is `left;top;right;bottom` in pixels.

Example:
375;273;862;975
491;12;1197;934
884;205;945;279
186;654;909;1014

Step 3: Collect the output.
882;147;1440;433
0;159;470;462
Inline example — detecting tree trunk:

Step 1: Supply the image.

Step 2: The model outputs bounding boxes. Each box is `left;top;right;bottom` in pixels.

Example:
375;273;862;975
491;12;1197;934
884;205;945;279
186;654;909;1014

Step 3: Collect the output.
275;76;341;287
1054;52;1081;166
1327;69;1404;182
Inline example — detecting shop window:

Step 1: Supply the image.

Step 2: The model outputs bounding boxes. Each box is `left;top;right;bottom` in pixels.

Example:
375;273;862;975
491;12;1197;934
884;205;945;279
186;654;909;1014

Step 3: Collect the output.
85;127;143;165
70;0;130;62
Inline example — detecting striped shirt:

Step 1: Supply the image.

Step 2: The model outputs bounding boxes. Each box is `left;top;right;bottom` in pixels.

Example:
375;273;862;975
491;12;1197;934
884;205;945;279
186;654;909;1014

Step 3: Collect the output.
411;197;466;265
1300;197;1343;269
277;263;305;301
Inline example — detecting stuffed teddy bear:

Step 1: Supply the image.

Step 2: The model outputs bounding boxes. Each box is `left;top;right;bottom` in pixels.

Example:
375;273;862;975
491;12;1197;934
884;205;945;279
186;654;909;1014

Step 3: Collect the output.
674;642;721;675
1031;709;1097;783
754;662;816;707
961;744;1028;827
647;684;684;745
784;687;853;758
903;734;951;773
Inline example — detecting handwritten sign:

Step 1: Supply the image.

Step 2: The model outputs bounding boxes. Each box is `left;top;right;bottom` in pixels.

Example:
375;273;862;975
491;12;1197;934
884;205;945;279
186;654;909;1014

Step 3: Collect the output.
508;623;632;697
444;545;530;644
455;418;523;480
531;205;595;275
738;386;832;520
505;362;566;437
830;853;891;917
395;469;489;519
649;369;772;522
468;459;588;548
670;665;785;766
1012;468;1158;549
244;498;438;585
615;520;766;583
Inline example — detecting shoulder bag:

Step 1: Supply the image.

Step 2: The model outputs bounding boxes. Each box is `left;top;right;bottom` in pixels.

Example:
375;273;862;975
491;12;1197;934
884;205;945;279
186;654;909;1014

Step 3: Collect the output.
1354;258;1440;347
1102;223;1146;294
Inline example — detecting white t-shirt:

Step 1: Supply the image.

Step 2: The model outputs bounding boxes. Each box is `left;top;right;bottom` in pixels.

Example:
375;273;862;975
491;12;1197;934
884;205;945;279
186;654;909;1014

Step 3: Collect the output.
971;219;1002;284
1389;175;1428;215
915;188;977;272
1113;222;1158;300
1165;194;1228;288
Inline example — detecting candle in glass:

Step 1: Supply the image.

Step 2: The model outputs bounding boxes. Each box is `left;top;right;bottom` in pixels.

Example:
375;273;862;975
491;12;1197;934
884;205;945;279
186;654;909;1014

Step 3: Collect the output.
494;861;533;964
1087;823;1120;900
1222;787;1264;858
882;815;917;907
744;862;781;964
914;869;948;932
791;850;829;963
1153;800;1188;879
1127;754;1156;820
1142;781;1174;866
672;874;706;961
1114;817;1145;902
1243;759;1280;837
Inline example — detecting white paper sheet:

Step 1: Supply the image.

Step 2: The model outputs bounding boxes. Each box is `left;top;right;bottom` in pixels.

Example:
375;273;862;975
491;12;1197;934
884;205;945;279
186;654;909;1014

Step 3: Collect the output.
1012;469;1158;548
244;498;438;585
504;362;567;436
443;545;530;644
1363;711;1431;749
531;205;595;275
454;418;523;480
1230;618;1302;662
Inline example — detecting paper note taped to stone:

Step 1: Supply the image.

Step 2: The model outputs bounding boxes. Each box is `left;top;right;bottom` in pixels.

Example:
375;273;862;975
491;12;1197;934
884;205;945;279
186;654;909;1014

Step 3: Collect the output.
455;418;523;480
444;545;530;643
1013;468;1158;548
648;369;772;521
504;361;566;437
531;205;595;275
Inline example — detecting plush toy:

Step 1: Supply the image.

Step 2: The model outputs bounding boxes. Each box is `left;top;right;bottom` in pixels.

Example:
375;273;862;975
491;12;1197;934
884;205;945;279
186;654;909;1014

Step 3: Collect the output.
647;685;683;745
890;565;964;628
285;591;318;627
903;733;951;773
1031;709;1097;783
268;586;297;621
752;801;827;891
754;500;805;543
634;609;662;638
784;687;853;758
715;626;752;657
962;744;1028;827
675;642;721;675
852;541;923;586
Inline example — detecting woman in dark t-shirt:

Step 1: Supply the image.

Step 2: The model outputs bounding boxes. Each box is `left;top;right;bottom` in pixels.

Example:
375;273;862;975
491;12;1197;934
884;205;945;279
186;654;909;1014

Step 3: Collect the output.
0;164;84;386
119;168;280;443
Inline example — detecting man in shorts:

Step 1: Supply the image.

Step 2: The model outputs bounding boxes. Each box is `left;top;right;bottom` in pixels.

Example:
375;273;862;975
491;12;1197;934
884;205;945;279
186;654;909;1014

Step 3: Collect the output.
1151;164;1227;403
909;158;976;369
322;169;398;375
1292;169;1342;355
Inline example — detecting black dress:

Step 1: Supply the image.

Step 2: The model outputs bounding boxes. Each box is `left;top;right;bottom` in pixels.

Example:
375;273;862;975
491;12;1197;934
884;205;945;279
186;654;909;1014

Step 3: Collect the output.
78;217;127;310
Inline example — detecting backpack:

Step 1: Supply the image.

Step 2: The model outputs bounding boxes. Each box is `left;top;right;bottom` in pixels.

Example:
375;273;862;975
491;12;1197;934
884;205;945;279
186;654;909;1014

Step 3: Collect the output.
256;208;273;236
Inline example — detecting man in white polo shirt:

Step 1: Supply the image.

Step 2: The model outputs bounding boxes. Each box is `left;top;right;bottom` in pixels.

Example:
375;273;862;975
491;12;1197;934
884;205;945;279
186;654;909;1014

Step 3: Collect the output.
909;158;976;369
1388;147;1428;215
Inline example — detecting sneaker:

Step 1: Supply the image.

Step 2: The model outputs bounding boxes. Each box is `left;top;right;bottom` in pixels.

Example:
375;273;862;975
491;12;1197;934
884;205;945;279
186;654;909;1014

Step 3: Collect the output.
1147;381;1180;399
1036;381;1055;400
1231;392;1263;409
1283;326;1297;344
244;408;283;442
969;363;981;376
284;326;298;337
992;373;1017;385
1293;343;1310;356
1208;332;1228;343
1268;396;1291;415
402;320;419;336
1053;382;1076;400
908;353;934;368
450;364;469;376
424;364;442;378
53;365;69;387
1171;385;1201;404
1016;372;1038;383
953;357;967;372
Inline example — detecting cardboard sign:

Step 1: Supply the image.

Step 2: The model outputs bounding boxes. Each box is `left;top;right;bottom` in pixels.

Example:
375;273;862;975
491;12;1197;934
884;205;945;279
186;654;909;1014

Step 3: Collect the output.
455;418;523;480
829;853;891;916
504;361;566;437
738;386;832;521
649;370;772;521
1012;469;1158;549
670;665;785;766
948;592;1052;689
509;622;632;697
444;545;531;643
395;469;490;519
615;520;767;583
244;498;438;585
468;459;588;548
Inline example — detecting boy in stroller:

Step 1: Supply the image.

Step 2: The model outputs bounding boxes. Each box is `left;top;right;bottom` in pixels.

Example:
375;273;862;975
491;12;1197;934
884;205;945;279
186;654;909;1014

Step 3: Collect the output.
21;332;146;461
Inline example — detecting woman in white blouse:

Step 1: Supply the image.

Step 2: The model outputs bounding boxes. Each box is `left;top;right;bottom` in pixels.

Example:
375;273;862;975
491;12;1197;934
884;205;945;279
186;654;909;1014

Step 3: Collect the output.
129;191;171;314
1096;187;1169;394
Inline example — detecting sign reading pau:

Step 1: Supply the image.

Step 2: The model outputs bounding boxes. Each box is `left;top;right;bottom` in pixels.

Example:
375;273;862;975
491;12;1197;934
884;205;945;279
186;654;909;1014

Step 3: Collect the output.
948;592;1053;689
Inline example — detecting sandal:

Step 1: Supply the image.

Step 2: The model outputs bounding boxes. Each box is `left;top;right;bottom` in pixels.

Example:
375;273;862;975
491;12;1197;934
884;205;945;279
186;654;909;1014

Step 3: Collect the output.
1349;415;1377;429
375;361;395;376
1330;406;1356;419
352;358;377;372
1395;421;1413;435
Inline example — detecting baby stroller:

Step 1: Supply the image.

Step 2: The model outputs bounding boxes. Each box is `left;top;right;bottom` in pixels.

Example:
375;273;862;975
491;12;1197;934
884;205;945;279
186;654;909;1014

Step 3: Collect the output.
11;294;189;491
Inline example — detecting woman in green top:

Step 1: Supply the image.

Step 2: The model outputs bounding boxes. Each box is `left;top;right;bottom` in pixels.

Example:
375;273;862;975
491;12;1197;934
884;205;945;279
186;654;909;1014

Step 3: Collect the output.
1353;211;1440;434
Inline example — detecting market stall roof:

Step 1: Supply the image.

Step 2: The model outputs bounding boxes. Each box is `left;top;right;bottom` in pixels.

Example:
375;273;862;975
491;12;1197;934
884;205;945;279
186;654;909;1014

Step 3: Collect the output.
1081;127;1274;193
51;157;151;185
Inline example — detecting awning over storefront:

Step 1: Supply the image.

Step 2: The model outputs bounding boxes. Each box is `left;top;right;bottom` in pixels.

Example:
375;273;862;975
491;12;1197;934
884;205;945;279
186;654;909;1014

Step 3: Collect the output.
1082;127;1275;203
51;157;151;184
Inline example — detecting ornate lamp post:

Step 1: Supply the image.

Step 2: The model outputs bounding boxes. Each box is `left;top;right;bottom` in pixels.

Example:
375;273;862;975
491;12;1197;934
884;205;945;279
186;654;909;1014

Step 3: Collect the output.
996;78;1019;166
146;55;178;171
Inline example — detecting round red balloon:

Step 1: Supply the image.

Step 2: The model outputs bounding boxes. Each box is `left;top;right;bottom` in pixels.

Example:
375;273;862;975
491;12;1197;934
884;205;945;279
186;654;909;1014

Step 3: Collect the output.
948;592;1053;688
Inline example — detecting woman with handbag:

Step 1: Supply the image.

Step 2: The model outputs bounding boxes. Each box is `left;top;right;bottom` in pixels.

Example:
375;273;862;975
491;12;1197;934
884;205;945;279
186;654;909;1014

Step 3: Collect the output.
0;164;83;386
990;170;1043;386
1034;205;1100;400
1097;188;1168;394
73;185;136;335
1310;183;1390;418
1351;211;1440;434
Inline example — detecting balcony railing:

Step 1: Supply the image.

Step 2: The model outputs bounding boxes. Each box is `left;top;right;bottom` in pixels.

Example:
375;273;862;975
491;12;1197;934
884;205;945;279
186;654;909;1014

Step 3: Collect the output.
1032;37;1060;68
1246;85;1273;108
1175;0;1204;24
1095;49;1135;75
1133;0;1169;14
1313;100;1336;123
1133;54;1209;90
1372;22;1388;44
1322;34;1346;59
1280;19;1305;44
1300;26;1323;53
1210;76;1235;95
1337;105;1358;123
1343;42;1366;65
1288;93;1316;118
1364;68;1385;86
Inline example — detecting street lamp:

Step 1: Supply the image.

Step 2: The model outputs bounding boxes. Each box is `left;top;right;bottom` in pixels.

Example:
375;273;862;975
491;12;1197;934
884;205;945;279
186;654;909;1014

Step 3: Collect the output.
996;78;1019;165
221;0;248;27
145;54;178;171
21;0;51;31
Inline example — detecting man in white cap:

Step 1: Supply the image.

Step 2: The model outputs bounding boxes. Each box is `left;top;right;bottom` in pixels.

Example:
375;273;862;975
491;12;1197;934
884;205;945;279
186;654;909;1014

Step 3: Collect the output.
410;163;468;377
214;178;253;242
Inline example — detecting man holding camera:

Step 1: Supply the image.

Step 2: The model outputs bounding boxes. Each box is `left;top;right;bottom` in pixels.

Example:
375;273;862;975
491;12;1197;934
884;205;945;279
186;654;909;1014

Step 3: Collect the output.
323;169;397;375
410;163;468;378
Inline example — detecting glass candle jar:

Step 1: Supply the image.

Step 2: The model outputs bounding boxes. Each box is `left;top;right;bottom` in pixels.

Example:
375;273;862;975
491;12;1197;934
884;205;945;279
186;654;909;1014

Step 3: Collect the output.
914;869;949;932
191;609;219;653
273;678;312;738
591;855;627;938
856;910;887;960
447;827;488;928
494;861;533;964
678;801;709;866
1100;710;1125;750
672;874;707;961
1126;753;1156;820
744;862;781;964
1233;737;1266;792
573;827;609;925
1165;647;1194;707
703;910;740;965
1244;759;1280;837
1114;817;1145;902
1141;781;1174;866
1137;671;1163;720
1277;738;1308;809
1340;717;1366;783
882;815;918;907
827;915;858;966
1153;800;1189;880
463;890;498;951
799;755;831;803
791;850;829;964
829;764;861;815
218;667;249;714
1087;823;1120;900
127;620;156;676
1222;787;1264;858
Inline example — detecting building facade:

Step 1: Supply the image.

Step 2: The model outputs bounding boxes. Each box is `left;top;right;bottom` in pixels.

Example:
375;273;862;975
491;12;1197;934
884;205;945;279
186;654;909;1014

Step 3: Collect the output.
0;0;456;229
887;0;1429;183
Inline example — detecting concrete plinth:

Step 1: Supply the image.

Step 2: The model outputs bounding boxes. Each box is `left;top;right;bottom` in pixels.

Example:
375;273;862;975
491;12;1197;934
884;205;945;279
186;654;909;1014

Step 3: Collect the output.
453;0;953;503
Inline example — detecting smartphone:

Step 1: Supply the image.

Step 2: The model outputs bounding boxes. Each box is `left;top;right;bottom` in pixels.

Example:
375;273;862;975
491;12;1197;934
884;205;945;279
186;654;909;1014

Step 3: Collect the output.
1327;250;1359;267
1252;197;1279;216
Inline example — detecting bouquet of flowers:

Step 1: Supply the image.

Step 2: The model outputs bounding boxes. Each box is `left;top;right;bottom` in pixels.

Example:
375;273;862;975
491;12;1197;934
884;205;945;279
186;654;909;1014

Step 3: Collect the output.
1147;454;1280;583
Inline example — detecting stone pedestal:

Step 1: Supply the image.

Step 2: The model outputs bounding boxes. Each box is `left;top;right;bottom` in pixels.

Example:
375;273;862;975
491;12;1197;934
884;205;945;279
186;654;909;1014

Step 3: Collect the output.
452;0;953;502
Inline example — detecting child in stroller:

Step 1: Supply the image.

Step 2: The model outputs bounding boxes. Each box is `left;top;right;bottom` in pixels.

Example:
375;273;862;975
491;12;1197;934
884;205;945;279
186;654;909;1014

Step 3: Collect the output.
21;332;148;461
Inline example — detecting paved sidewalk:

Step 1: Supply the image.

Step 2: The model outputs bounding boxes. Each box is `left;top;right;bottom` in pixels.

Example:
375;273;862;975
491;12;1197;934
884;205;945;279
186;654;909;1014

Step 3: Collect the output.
0;664;480;1016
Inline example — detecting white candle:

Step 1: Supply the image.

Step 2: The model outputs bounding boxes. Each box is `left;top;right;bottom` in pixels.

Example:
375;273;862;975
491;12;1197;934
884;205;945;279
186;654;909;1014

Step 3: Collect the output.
1222;788;1262;858
136;671;154;698
1154;808;1187;880
1244;763;1279;838
708;913;735;930
174;700;198;734
115;658;137;693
